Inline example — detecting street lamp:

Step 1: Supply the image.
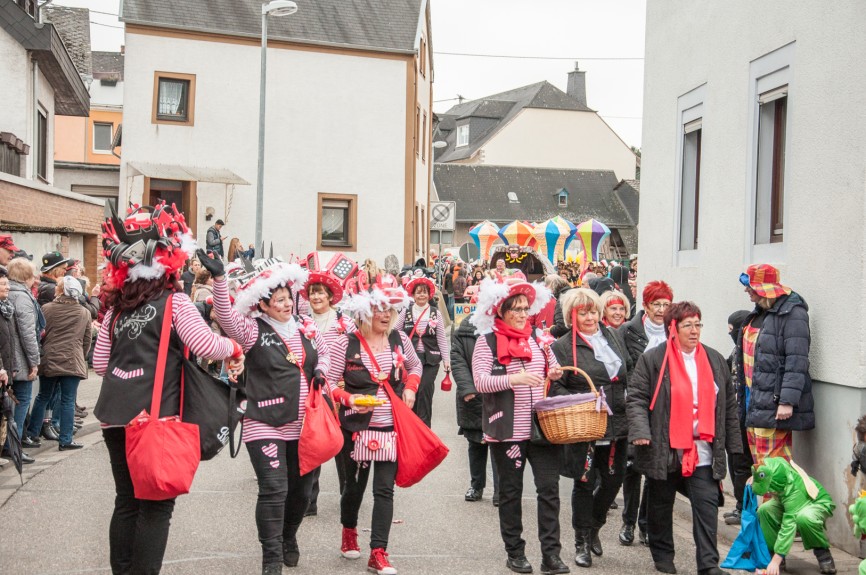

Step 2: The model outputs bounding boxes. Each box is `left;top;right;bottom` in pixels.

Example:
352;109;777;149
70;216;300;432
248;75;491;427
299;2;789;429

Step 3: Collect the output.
255;0;298;252
431;140;448;280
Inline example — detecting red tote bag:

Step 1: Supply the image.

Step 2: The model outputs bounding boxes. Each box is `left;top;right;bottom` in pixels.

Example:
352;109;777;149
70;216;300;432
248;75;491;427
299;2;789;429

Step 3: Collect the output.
298;383;344;476
125;294;201;501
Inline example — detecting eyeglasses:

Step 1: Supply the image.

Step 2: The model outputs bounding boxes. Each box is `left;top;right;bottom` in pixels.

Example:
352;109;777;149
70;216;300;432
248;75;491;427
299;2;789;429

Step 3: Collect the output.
507;306;530;315
679;322;703;331
649;302;671;311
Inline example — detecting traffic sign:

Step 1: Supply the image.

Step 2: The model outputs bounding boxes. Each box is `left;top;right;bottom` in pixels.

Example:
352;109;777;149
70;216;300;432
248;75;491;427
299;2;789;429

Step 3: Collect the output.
430;201;456;231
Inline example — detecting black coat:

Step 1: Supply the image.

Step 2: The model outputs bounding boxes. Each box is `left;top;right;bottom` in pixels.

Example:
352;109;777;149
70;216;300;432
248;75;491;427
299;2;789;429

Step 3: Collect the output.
549;286;574;338
0;303;17;378
736;292;815;431
626;343;742;481
618;310;650;374
451;318;483;441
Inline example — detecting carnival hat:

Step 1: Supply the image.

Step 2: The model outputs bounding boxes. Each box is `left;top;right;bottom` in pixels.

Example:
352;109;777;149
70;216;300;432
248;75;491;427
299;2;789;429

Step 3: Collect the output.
469;273;551;335
301;252;358;305
406;276;435;297
0;235;19;253
234;257;309;317
739;263;791;299
41;251;72;273
338;273;411;322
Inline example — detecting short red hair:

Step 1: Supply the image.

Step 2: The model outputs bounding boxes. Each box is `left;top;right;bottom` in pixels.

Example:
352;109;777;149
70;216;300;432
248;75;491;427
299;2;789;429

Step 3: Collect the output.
642;280;673;304
663;301;702;336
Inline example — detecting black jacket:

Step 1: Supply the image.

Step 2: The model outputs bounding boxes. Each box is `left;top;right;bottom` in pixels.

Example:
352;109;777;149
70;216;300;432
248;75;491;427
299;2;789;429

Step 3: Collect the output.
548;286;574;338
627;343;742;481
550;325;629;441
0;302;17;378
451;318;483;441
736;292;815;431
206;226;224;257
37;276;58;306
618;310;650;373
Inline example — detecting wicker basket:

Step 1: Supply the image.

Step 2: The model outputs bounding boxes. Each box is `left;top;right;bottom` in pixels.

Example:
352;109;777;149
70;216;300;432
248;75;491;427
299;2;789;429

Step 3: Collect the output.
535;366;608;444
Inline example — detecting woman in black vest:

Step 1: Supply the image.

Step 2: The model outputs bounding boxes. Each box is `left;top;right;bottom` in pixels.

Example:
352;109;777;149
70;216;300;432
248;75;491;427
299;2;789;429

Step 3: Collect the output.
328;275;422;575
469;275;568;575
200;252;330;575
93;203;244;575
394;276;450;427
549;288;629;569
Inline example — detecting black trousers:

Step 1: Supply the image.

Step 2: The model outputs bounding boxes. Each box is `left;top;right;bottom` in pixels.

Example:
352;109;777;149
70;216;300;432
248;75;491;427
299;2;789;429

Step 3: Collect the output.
339;430;398;550
103;428;177;575
490;441;562;558
572;439;627;532
467;437;499;492
308;455;347;510
412;364;439;427
622;456;648;531
647;465;721;571
727;423;753;511
246;439;314;566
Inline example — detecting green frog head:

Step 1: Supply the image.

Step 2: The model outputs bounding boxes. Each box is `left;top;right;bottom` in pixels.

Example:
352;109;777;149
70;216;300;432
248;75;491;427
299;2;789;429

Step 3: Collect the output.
849;493;866;538
751;457;793;496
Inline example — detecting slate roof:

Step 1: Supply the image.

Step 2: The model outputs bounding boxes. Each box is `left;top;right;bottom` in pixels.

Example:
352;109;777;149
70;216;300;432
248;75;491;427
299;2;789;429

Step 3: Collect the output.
92;51;124;81
44;6;91;79
121;0;423;53
613;179;640;226
434;81;594;163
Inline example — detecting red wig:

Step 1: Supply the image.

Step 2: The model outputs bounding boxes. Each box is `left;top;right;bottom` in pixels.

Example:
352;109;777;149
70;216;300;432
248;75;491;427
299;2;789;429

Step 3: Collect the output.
642;280;673;304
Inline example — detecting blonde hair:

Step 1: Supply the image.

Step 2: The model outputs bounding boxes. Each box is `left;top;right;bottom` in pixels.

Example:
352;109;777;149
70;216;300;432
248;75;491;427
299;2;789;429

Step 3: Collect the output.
600;289;631;319
358;308;398;338
560;288;601;328
7;257;36;283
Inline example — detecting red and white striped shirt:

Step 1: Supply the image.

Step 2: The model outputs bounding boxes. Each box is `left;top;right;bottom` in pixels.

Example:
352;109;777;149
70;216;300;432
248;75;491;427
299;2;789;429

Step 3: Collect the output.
211;278;330;442
394;304;451;364
328;331;422;428
471;334;559;442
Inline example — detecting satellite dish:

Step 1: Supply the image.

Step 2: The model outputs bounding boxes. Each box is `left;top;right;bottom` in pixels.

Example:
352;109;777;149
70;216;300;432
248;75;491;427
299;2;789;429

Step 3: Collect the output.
458;242;480;262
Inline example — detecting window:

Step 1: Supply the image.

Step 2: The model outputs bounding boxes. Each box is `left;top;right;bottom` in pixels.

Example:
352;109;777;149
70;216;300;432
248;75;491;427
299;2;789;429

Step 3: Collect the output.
152;72;196;126
558;189;568;207
679;118;702;250
421;112;427;162
93;122;113;153
430;230;454;245
419;37;427;78
37;108;47;180
456;124;469;147
756;87;787;244
415;105;420;156
317;193;357;250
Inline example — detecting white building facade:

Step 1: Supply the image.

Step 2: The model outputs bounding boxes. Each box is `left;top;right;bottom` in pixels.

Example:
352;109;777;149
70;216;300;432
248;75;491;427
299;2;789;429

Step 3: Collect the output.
641;0;866;551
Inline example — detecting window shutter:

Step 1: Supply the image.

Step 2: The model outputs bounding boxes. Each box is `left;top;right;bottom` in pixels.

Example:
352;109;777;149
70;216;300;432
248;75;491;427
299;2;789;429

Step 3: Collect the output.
758;85;788;104
683;118;702;134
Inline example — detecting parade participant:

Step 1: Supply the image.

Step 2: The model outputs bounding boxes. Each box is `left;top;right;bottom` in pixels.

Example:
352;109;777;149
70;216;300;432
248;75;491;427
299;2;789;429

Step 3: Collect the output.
752;457;836;575
0;234;19;267
724;310;752;526
550;288;628;569
93;203;244;575
530;275;568;332
736;264;814;466
627;301;741;575
849;495;866;575
600;290;630;329
394;275;450;427
328;275;422;575
201;250;330;575
617;280;673;546
299;251;358;516
609;266;635;319
470;275;568;575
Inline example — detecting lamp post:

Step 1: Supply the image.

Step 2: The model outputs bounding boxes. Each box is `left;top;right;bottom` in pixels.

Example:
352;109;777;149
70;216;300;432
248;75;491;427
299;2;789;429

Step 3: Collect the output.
255;0;298;252
431;140;448;283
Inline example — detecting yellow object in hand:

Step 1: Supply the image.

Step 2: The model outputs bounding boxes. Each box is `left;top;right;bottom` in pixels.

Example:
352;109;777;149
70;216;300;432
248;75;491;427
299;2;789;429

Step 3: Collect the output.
353;395;387;407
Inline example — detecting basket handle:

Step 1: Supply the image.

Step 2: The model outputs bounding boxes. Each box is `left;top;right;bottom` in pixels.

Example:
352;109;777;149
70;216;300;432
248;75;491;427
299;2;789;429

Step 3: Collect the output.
555;365;599;396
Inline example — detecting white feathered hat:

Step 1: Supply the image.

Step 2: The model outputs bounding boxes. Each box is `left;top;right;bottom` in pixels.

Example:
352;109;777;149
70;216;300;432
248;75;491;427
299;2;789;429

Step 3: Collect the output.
469;273;552;335
234;257;309;317
338;273;411;323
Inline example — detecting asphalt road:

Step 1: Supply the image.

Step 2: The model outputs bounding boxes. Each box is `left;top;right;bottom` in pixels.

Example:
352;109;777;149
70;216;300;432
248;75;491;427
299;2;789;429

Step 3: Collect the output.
0;372;858;575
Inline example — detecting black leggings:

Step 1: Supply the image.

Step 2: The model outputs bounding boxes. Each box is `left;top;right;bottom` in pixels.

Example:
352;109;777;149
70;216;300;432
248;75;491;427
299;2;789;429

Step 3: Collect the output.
339;430;398;550
103;428;177;575
246;439;314;565
572;439;627;532
412;364;439;427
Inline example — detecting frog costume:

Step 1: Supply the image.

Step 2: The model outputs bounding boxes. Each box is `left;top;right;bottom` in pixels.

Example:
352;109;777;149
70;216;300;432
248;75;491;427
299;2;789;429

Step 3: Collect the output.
849;494;866;575
752;457;836;573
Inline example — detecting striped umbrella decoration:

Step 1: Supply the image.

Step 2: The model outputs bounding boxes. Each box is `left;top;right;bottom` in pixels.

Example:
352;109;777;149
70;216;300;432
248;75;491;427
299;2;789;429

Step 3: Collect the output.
531;217;574;263
575;218;611;262
497;220;534;246
468;220;500;260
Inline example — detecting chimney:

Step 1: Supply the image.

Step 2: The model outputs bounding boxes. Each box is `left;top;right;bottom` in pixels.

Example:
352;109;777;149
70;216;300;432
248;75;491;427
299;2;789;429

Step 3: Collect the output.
566;61;587;108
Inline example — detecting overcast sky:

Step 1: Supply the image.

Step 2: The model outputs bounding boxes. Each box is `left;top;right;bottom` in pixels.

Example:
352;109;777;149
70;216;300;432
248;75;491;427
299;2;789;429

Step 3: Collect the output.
53;0;646;147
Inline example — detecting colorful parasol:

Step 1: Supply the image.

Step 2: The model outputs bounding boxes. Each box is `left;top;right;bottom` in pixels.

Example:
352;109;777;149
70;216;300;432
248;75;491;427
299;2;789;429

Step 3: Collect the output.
468;220;500;260
575;219;611;262
497;220;534;246
532;217;575;263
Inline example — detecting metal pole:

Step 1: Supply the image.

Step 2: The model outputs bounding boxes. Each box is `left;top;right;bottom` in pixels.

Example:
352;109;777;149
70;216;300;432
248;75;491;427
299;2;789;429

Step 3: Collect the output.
254;12;268;251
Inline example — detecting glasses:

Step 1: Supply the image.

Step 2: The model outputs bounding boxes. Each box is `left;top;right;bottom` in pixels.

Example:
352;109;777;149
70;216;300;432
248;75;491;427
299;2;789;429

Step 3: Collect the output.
507;306;530;315
649;302;671;311
679;322;703;331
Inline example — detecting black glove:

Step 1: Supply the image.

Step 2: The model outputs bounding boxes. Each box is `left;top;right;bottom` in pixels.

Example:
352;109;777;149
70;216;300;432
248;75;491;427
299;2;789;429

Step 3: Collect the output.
196;248;224;277
312;369;327;390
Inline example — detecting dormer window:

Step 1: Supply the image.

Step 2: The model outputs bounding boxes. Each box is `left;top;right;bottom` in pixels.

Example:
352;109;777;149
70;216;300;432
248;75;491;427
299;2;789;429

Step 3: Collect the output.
558;189;568;207
507;192;519;204
456;124;469;147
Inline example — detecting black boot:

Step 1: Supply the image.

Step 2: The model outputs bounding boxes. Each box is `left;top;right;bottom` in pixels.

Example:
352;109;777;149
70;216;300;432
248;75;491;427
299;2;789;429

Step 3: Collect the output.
41;422;59;441
262;563;282;575
619;523;634;546
541;554;570;574
574;529;592;568
283;523;300;567
589;528;602;556
815;548;836;574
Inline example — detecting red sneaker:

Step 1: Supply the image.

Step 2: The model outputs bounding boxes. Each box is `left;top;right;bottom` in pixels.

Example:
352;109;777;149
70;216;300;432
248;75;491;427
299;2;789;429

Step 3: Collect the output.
367;548;397;575
341;527;361;559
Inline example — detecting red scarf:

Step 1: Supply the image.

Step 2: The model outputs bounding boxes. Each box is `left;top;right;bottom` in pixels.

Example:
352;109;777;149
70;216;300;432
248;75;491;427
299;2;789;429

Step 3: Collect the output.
493;317;533;365
651;322;716;477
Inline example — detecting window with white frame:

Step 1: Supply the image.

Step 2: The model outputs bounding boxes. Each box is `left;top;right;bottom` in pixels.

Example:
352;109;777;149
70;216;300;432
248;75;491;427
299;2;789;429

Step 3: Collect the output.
93;122;113;152
675;84;706;258
456;124;469;147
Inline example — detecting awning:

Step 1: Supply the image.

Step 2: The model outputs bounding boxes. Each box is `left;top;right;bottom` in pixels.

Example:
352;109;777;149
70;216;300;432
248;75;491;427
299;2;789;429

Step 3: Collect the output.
126;161;250;185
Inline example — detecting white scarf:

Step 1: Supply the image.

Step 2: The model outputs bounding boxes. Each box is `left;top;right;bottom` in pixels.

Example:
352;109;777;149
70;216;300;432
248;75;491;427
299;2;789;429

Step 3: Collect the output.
262;314;298;339
584;329;623;379
312;308;335;334
412;303;430;321
643;315;667;351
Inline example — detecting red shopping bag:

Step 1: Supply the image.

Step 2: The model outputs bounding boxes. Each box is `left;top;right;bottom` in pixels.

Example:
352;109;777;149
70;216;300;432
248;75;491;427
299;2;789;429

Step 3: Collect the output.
298;384;344;476
383;382;449;488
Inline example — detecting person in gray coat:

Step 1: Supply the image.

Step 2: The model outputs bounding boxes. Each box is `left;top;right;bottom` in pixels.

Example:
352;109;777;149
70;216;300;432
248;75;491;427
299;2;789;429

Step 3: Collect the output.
627;301;741;575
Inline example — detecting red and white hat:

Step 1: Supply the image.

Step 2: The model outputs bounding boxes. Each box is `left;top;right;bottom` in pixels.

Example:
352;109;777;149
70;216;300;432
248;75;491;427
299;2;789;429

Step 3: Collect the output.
234;257;309;317
406;276;435;297
301;252;358;305
338;273;411;322
101;202;196;286
469;273;551;334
